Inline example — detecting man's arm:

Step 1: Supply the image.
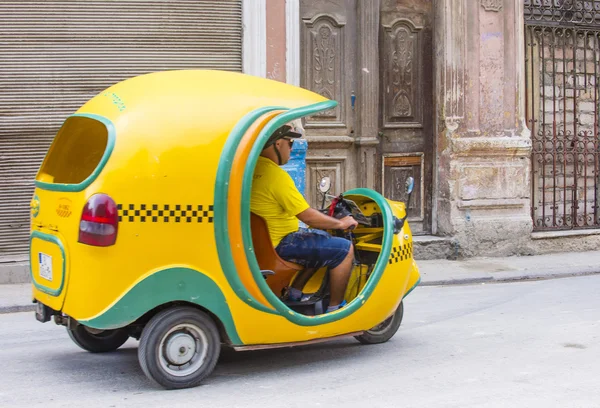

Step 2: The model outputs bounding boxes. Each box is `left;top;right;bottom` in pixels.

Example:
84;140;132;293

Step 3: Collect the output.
296;208;358;230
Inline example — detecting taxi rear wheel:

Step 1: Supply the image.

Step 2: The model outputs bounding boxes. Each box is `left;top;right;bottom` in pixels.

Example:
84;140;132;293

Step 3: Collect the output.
67;325;129;353
355;301;404;345
138;306;220;390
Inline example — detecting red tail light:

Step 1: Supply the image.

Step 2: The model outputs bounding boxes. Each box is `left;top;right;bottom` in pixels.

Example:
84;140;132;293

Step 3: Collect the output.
78;194;118;246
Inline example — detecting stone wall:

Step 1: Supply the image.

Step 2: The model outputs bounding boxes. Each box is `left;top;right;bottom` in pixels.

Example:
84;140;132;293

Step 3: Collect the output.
433;0;534;257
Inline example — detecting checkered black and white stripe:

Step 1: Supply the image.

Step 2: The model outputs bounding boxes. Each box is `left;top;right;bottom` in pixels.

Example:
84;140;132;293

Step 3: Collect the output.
117;204;214;223
388;242;413;264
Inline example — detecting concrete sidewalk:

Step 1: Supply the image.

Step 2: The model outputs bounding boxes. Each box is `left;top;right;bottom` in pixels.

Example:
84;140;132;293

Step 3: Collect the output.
417;250;600;286
2;250;600;314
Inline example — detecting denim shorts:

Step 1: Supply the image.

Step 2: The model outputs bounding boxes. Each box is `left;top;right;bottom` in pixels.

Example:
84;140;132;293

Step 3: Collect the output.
275;228;351;270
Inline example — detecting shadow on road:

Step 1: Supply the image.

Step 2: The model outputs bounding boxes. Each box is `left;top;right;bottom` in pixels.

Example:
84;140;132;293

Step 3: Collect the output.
42;337;399;391
214;339;363;379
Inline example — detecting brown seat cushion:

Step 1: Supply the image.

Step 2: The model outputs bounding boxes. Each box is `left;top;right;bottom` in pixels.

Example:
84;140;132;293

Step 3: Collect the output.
250;212;303;296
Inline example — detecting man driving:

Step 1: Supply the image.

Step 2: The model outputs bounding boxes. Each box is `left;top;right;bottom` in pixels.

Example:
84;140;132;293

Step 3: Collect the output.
250;119;358;313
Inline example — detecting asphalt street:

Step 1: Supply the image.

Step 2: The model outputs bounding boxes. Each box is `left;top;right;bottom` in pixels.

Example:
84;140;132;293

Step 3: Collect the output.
1;275;598;408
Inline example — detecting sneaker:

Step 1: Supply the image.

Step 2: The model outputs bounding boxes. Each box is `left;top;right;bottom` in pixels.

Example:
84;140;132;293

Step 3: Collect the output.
325;299;347;313
287;287;303;302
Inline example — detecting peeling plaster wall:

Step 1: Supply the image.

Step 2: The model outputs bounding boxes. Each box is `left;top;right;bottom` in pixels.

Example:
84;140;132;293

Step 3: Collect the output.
434;0;535;257
266;0;286;82
432;0;600;258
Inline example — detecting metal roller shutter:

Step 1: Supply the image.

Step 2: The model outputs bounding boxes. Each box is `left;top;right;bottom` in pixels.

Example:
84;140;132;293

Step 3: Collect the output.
0;0;243;257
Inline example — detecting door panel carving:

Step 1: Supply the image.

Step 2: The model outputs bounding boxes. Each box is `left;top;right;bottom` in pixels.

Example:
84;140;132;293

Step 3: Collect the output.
302;14;346;127
382;19;424;128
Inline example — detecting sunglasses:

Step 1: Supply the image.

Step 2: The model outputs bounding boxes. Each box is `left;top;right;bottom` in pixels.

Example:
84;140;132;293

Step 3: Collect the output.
283;138;294;148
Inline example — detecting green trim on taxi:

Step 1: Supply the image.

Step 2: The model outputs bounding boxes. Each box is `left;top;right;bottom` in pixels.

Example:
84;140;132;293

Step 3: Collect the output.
29;231;66;296
215;102;343;319
404;276;421;298
79;267;242;345
34;113;116;192
214;107;286;315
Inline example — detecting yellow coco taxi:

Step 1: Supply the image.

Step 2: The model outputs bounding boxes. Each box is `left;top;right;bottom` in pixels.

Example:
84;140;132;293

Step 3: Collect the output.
30;70;420;389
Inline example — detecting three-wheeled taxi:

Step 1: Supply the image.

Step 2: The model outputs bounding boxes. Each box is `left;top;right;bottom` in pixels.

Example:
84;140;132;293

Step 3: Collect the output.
30;70;420;389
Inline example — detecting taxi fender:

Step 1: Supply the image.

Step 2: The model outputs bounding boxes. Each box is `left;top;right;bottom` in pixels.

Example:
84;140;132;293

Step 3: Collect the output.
78;267;242;345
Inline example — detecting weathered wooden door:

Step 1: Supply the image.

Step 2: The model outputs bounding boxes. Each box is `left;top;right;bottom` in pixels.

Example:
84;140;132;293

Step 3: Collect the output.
379;0;434;234
299;0;357;207
300;0;433;234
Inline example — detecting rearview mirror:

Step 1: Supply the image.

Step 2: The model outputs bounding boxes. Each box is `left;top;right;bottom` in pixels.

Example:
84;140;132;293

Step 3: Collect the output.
405;177;414;195
319;177;331;194
405;176;414;209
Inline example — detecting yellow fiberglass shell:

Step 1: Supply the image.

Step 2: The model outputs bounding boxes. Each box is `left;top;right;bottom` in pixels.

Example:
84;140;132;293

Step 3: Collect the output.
30;70;420;347
32;71;324;326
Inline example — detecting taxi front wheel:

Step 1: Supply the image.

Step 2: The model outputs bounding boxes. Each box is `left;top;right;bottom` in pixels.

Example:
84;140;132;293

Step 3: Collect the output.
355;301;404;345
67;325;129;353
138;306;221;390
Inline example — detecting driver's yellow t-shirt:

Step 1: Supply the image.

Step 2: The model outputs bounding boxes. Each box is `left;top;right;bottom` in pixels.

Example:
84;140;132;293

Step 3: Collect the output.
250;156;310;247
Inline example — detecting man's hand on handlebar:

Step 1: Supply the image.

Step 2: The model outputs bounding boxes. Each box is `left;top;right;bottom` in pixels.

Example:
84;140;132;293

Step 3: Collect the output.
338;215;358;231
296;208;359;231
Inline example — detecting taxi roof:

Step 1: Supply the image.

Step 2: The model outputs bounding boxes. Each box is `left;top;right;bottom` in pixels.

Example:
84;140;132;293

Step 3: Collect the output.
75;70;329;144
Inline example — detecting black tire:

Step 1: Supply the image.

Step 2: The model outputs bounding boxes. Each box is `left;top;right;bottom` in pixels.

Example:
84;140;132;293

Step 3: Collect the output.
355;301;404;345
138;307;220;390
67;325;129;353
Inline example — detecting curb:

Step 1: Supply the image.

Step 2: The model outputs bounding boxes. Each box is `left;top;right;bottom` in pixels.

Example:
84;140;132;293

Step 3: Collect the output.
0;305;35;314
419;277;494;286
2;271;600;315
419;270;600;287
0;261;30;285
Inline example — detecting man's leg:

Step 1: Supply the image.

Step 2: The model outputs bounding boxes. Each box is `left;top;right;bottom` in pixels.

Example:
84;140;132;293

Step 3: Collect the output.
290;268;316;291
328;243;354;308
276;229;353;307
285;268;316;301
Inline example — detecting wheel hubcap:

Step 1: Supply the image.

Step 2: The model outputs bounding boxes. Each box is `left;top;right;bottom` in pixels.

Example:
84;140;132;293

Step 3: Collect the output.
159;324;208;377
165;332;196;365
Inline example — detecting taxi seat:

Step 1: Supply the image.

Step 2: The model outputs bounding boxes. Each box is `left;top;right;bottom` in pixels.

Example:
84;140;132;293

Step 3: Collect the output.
250;212;303;296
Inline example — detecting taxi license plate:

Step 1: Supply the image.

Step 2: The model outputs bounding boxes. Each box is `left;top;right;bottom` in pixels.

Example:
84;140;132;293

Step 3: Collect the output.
38;253;53;281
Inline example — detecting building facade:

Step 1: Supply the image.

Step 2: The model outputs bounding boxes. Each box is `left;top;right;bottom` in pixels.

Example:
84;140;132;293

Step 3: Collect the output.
1;0;599;283
299;0;600;259
0;0;293;280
